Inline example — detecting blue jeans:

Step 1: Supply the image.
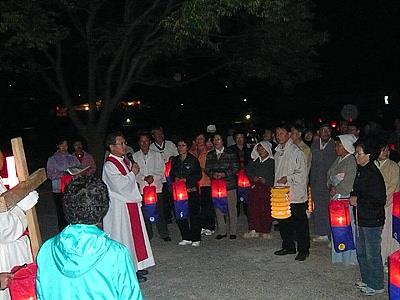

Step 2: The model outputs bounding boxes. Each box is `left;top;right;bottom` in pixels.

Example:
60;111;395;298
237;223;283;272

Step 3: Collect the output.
356;226;384;290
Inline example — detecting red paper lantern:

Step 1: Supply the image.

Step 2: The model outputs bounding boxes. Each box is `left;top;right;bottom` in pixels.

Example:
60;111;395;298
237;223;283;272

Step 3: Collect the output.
211;179;227;198
9;263;38;300
237;169;251;188
394;192;400;219
172;181;188;201
390;250;400;298
165;160;172;178
143;185;157;205
61;174;73;193
329;200;351;227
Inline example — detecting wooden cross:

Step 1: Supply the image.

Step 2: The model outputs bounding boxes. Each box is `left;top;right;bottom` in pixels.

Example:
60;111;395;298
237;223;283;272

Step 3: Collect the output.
0;137;47;258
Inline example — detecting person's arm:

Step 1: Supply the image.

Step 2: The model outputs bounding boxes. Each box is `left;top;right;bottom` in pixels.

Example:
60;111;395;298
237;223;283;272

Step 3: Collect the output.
187;157;202;187
224;151;239;178
204;152;214;178
0;206;28;243
85;153;97;175
286;150;307;186
385;163;400;205
336;159;357;196
0;272;13;290
368;170;387;208
46;156;63;180
151;152;165;183
0;150;4;172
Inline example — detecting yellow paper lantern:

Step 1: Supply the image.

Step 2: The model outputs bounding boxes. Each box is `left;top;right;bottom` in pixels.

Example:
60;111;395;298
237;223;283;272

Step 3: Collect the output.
270;186;291;219
307;185;314;214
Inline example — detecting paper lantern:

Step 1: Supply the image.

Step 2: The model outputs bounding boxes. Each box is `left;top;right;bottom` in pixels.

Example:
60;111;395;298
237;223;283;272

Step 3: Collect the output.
211;179;228;214
307;185;314;214
270;186;291;219
143;185;158;223
61;174;73;193
328;200;355;253
2;156;19;188
237;169;251;203
172;181;189;220
390;250;400;299
9;263;38;300
164;160;173;191
393;192;400;243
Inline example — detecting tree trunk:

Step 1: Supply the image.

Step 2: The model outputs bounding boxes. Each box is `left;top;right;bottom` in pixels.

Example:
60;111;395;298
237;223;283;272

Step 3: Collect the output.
86;128;107;177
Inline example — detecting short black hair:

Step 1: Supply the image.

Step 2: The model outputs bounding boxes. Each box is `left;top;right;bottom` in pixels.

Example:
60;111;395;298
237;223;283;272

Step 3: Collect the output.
137;131;151;141
63;176;110;225
275;123;292;133
56;137;68;147
291;124;305;134
105;131;124;150
176;138;192;148
354;137;381;162
212;132;226;145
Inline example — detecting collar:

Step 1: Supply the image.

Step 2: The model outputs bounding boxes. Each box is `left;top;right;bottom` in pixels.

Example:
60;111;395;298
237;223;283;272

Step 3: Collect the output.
153;141;165;151
375;159;388;169
320;138;331;150
216;147;225;155
339;153;352;162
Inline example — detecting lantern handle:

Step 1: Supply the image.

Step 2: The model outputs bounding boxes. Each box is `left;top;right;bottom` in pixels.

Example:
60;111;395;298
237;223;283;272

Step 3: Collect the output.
12;263;27;274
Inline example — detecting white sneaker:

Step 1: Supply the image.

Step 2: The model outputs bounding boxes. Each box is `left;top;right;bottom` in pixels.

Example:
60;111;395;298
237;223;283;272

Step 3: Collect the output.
312;235;329;242
204;229;215;236
262;233;273;240
201;228;206;235
360;287;384;296
355;281;368;289
243;230;259;239
178;240;192;246
191;241;201;247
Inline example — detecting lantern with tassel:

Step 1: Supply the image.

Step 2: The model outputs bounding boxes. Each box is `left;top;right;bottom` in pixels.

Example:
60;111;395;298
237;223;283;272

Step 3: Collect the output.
237;169;251;203
270;186;291;219
328;199;355;253
172;181;189;220
143;185;158;223
393;192;400;242
164;160;173;191
9;263;38;300
390;249;400;299
307;185;314;214
211;179;228;214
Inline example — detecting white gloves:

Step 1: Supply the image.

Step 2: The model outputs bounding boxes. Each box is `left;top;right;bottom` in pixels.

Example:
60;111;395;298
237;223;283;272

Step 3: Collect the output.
17;191;39;211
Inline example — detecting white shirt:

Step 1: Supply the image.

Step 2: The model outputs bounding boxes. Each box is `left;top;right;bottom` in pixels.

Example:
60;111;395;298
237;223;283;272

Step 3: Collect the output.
132;149;165;193
274;139;308;203
150;140;178;163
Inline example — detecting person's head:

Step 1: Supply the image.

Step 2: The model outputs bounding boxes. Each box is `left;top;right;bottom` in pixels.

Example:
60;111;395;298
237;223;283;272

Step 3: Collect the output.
262;129;273;142
347;122;360;138
105;131;127;157
256;143;270;159
354;138;381;166
275;124;292;146
57;138;69;153
194;133;206;147
73;140;83;153
319;124;332;142
212;133;225;150
177;138;191;156
234;132;246;147
205;135;214;151
334;134;356;157
63;176;109;225
339;120;349;134
303;129;314;142
378;144;390;161
137;132;151;153
290;125;304;145
151;127;165;144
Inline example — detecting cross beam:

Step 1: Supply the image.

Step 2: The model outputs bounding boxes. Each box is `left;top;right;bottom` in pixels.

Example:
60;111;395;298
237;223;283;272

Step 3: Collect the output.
0;137;47;258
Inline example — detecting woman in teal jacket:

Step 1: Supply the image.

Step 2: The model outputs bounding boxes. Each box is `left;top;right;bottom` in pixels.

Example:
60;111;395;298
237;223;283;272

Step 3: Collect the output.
36;176;143;300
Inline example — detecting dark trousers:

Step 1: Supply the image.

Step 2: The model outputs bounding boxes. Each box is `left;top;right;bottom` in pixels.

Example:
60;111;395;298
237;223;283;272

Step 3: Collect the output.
279;202;310;254
199;186;215;231
142;192;169;239
237;201;248;217
53;192;68;232
176;192;201;242
162;183;173;221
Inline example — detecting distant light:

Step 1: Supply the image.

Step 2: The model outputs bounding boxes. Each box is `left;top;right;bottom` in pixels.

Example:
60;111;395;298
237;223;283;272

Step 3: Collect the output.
243;98;247;102
180;103;184;106
330;121;337;128
224;85;228;89
137;100;141;105
84;106;89;111
384;95;389;105
126;118;131;123
245;114;251;120
318;117;323;123
9;84;12;87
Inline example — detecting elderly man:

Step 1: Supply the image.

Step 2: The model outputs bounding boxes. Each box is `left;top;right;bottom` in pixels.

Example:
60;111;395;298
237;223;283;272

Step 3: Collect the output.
273;124;310;261
309;123;337;242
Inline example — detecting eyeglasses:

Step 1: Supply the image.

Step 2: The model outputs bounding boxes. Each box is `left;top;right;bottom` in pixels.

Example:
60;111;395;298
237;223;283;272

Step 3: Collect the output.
354;152;365;156
113;141;128;146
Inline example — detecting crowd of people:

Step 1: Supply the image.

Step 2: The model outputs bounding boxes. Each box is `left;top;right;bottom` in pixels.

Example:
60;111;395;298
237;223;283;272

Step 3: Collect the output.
1;118;400;298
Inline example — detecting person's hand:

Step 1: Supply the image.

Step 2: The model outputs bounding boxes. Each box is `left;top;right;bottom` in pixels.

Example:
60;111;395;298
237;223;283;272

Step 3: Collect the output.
131;163;140;175
0;272;13;290
349;196;357;206
213;172;223;179
259;177;266;184
329;186;337;196
144;175;154;184
277;176;287;184
253;176;260;182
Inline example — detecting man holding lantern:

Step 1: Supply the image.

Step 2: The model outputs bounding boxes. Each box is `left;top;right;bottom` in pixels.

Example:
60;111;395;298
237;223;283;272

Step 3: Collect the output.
273;124;310;261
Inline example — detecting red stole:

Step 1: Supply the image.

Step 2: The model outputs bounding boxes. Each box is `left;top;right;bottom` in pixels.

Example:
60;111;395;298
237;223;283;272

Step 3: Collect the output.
105;156;149;262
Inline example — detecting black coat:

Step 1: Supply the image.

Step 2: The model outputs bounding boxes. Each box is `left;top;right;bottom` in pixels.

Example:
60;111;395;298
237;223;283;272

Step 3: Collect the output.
170;153;202;189
351;162;386;227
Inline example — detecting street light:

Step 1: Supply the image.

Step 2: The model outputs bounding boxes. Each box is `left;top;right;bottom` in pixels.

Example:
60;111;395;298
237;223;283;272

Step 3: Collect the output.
245;114;251;120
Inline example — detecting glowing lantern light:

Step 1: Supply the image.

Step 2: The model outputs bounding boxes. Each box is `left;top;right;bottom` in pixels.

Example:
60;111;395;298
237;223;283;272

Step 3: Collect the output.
9;263;38;300
164;160;173;191
2;156;19;188
211;179;228;214
270;186;291;219
330;121;337;128
328;200;355;253
389;250;400;299
307;185;314;214
143;185;158;223
392;192;400;242
172;181;189;220
237;169;251;203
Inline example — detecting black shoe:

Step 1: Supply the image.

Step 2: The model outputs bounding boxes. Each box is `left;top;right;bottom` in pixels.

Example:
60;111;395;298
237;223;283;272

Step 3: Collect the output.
137;269;149;276
136;273;147;283
229;235;237;240
167;218;173;224
295;252;309;261
273;224;279;231
162;237;172;242
216;234;227;240
274;249;296;256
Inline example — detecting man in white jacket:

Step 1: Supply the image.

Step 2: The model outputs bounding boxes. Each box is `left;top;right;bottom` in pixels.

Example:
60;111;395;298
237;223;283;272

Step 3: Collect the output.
273;124;310;261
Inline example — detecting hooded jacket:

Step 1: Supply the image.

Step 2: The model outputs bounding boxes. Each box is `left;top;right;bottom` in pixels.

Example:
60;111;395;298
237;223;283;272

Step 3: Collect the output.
36;224;143;300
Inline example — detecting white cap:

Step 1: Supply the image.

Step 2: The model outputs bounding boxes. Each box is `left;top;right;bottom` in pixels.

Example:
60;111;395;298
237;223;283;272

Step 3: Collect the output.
207;125;217;133
338;134;357;154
